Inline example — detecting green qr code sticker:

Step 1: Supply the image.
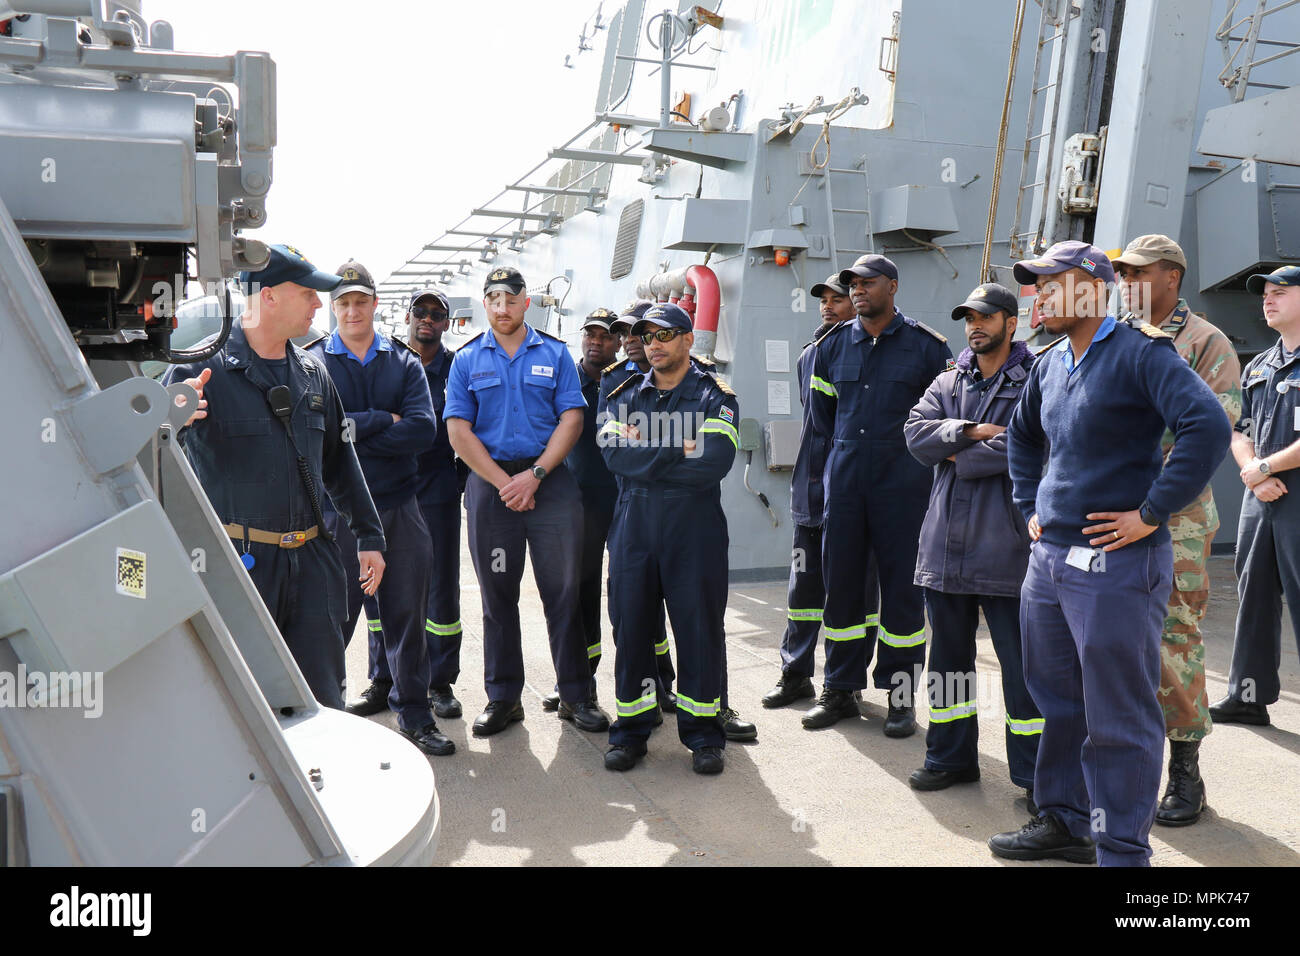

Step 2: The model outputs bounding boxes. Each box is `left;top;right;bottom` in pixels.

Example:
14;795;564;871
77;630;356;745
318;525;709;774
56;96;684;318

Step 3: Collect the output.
115;547;146;599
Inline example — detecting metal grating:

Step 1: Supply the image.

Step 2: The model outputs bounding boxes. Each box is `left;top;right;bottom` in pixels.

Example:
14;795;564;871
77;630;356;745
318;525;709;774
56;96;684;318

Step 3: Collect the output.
609;199;644;279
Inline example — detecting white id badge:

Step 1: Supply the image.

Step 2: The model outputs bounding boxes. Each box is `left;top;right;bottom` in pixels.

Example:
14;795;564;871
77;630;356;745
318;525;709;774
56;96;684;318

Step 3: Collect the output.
1066;545;1102;572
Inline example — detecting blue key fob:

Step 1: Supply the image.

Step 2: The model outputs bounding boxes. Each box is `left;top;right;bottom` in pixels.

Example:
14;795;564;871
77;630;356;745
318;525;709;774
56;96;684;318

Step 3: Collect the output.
240;552;256;571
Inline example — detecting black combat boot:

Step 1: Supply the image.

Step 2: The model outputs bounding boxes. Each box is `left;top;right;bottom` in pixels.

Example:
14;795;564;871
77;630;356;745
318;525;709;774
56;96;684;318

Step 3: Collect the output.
1155;740;1206;827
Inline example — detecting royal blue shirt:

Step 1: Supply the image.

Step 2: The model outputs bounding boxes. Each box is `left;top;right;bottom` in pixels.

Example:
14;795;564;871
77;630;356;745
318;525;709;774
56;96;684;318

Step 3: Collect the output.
1008;319;1232;549
443;324;586;460
306;329;436;512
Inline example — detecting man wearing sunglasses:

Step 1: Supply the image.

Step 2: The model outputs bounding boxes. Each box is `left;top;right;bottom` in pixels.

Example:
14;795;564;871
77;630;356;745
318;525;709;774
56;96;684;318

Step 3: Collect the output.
600;302;757;742
599;304;740;774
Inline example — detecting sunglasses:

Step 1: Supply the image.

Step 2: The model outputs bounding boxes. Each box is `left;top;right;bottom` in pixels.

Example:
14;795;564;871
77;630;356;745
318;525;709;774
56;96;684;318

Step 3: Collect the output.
639;328;687;345
410;305;448;320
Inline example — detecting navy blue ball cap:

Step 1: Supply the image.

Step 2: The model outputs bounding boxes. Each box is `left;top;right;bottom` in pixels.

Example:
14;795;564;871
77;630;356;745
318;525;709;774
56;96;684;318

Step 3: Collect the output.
951;282;1019;320
810;273;849;298
237;244;343;293
408;289;450;313
1012;240;1115;286
611;299;654;332
483;266;526;295
1245;265;1300;295
839;253;899;286
632;302;693;334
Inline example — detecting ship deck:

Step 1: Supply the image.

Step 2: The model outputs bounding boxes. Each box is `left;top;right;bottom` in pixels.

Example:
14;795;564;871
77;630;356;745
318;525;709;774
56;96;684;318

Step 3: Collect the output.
346;540;1300;867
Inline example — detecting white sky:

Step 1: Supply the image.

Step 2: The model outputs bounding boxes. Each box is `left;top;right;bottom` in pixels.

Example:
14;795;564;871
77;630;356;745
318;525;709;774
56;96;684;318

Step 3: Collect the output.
148;0;612;298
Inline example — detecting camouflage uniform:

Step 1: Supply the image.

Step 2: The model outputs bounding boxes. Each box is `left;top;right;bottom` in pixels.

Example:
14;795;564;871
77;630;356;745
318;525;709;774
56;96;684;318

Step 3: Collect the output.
1155;301;1242;741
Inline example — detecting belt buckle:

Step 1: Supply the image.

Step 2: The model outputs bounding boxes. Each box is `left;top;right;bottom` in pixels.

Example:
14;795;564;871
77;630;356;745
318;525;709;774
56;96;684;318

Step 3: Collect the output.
279;531;307;548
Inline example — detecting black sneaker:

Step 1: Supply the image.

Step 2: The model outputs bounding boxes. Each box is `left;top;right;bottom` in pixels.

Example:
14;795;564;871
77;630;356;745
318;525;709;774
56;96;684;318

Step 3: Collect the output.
400;722;455;757
344;680;392;717
430;685;462;719
988;814;1096;864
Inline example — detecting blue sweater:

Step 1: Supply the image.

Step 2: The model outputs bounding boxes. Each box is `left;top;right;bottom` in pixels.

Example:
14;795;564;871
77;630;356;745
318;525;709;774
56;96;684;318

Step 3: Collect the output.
1007;318;1231;549
307;330;436;512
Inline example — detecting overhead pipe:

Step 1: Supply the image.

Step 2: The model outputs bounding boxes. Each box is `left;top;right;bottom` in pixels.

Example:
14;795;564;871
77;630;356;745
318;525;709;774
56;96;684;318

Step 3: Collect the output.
634;262;720;357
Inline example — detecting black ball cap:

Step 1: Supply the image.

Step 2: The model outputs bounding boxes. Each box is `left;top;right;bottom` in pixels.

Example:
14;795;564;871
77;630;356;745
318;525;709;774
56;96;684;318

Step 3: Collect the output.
951;282;1019;320
484;266;526;295
839;253;899;287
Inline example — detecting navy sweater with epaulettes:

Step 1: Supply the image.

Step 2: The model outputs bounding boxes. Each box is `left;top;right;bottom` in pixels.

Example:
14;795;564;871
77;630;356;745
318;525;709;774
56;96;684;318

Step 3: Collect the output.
1007;318;1232;549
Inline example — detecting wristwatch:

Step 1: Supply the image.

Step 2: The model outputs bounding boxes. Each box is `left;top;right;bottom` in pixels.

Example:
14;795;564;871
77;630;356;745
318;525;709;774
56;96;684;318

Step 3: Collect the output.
531;465;548;481
1138;503;1161;527
1258;458;1272;475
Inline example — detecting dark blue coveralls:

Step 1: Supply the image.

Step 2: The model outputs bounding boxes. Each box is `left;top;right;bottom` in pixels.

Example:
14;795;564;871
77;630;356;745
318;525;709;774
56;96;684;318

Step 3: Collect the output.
904;341;1041;787
783;329;879;680
363;342;465;692
1008;317;1231;866
599;359;677;697
444;325;592;705
306;330;437;733
166;321;385;709
566;359;621;692
809;310;952;694
1227;340;1300;706
601;364;739;751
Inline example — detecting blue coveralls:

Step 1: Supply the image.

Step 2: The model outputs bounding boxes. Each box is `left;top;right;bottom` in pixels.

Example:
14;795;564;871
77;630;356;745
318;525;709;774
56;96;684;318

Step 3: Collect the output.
600;364;739;750
166;321;385;709
307;330;437;733
566;360;620;692
444;325;592;705
598;359;677;697
783;331;879;680
364;342;465;691
809;310;952;694
1008;317;1231;866
904;342;1041;787
1227;340;1300;706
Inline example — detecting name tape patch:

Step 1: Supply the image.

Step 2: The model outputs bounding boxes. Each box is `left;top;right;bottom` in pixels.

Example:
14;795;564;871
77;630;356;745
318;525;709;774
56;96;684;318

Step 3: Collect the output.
531;365;554;378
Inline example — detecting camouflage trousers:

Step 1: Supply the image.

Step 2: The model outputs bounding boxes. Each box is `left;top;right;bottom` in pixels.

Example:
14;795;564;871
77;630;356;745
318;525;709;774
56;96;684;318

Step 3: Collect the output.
1160;528;1215;742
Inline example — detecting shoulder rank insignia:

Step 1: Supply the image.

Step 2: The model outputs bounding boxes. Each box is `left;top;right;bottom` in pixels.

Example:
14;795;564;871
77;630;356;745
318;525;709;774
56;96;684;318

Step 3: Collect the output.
915;321;948;344
393;336;422;357
691;354;717;370
302;331;329;350
812;322;844;347
713;377;736;397
536;327;564;342
1136;323;1172;340
460;330;486;348
601;360;624;376
605;370;644;401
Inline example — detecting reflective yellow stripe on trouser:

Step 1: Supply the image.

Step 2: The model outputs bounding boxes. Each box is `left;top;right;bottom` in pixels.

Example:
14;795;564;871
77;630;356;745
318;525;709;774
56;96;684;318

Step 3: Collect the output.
676;692;720;718
825;621;867;642
788;608;823;622
367;618;382;632
587;642;602;660
654;637;669;655
425;619;462;636
929;700;978;723
878;626;925;648
615;690;657;718
1007;715;1045;736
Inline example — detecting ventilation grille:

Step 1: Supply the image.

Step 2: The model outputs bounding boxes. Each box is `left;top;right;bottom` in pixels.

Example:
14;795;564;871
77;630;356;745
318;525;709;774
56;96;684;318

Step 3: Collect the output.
610;199;644;280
